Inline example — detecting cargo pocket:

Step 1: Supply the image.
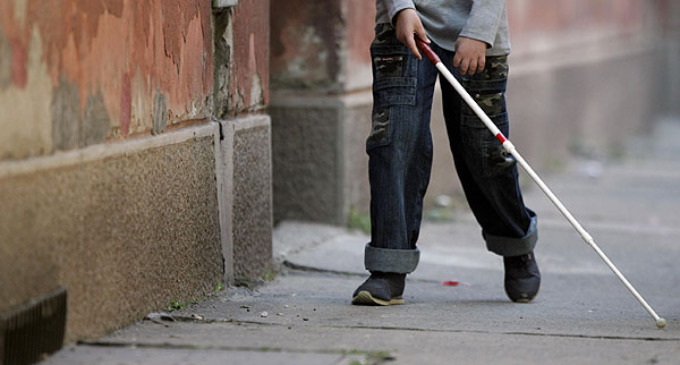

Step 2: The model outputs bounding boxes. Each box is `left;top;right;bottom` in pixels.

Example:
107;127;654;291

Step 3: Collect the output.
367;41;417;150
460;92;515;178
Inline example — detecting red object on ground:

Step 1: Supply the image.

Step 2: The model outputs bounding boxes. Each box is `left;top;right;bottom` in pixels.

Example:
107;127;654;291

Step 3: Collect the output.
442;280;459;286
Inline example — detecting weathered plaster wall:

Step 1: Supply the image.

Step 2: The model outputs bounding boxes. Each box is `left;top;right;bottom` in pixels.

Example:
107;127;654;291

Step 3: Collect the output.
270;0;374;93
0;0;275;341
270;0;375;224
0;0;214;160
228;0;270;114
270;0;343;93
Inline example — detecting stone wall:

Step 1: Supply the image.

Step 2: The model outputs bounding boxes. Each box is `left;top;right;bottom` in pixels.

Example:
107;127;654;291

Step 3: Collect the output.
269;0;374;225
0;126;223;339
0;0;273;341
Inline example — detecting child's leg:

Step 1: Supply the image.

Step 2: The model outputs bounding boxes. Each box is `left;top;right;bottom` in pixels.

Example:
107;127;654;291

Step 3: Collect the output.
440;54;537;257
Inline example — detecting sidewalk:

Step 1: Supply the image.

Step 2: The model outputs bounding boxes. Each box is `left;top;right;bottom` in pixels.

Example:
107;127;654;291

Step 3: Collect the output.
43;120;680;365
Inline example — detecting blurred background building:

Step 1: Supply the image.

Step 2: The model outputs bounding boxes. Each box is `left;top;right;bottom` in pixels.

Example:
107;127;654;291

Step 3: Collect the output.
0;0;678;350
271;0;680;225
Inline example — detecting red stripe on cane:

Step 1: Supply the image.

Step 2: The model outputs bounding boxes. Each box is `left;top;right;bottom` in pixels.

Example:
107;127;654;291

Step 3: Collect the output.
496;133;507;144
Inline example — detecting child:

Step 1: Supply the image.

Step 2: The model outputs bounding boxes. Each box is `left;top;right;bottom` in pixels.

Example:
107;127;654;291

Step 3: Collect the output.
352;0;540;306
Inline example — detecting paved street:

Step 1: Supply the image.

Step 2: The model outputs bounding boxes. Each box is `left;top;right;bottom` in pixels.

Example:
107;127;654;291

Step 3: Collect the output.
43;120;680;365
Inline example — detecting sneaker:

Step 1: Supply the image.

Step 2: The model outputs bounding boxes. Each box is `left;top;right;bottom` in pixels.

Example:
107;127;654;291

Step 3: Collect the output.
504;252;541;303
352;272;406;306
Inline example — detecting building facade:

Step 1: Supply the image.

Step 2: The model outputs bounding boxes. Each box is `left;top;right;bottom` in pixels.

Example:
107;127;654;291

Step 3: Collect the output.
0;0;272;341
271;0;680;224
1;0;678;346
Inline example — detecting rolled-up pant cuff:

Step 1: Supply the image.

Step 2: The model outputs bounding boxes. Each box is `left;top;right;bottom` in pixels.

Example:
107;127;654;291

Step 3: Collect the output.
364;244;420;273
484;215;538;257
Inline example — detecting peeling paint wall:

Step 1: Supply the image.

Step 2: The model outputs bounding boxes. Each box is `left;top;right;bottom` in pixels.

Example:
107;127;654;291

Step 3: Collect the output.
213;1;271;118
270;0;344;93
0;0;275;341
228;0;270;115
0;0;214;161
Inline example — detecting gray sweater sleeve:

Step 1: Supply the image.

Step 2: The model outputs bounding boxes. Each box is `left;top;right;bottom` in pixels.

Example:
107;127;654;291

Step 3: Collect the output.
459;0;505;47
382;0;415;25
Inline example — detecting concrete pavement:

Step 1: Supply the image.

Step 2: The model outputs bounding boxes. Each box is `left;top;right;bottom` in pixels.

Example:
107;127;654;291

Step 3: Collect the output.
42;120;680;364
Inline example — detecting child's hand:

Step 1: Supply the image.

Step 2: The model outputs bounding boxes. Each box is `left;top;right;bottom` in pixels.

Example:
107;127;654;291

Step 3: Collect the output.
394;8;430;60
454;37;487;75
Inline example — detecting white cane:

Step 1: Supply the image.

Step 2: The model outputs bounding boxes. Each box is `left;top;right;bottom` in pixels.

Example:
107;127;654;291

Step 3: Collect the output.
415;38;666;329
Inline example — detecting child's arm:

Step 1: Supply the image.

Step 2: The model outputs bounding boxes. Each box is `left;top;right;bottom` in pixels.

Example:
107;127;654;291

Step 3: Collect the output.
393;8;430;60
457;0;506;75
454;37;487;76
460;0;505;48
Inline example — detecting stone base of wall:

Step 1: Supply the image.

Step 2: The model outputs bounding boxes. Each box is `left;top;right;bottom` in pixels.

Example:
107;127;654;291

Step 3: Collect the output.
0;115;272;341
217;116;273;281
270;93;372;225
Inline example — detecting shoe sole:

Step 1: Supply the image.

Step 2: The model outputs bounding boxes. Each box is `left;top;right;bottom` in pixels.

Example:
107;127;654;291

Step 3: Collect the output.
351;291;404;306
509;288;540;303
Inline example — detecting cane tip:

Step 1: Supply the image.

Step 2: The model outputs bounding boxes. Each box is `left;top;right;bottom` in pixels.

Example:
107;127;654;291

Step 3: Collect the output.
656;318;667;329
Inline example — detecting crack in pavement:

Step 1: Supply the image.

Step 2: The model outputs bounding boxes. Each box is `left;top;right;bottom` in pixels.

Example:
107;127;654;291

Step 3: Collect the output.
94;315;680;345
339;324;680;342
76;340;386;364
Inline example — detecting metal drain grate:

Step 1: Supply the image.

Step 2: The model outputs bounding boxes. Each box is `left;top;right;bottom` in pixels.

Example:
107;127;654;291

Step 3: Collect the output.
0;287;67;365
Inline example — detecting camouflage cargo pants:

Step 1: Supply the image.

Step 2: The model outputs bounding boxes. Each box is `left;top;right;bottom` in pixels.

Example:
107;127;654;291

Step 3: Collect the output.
364;24;537;274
